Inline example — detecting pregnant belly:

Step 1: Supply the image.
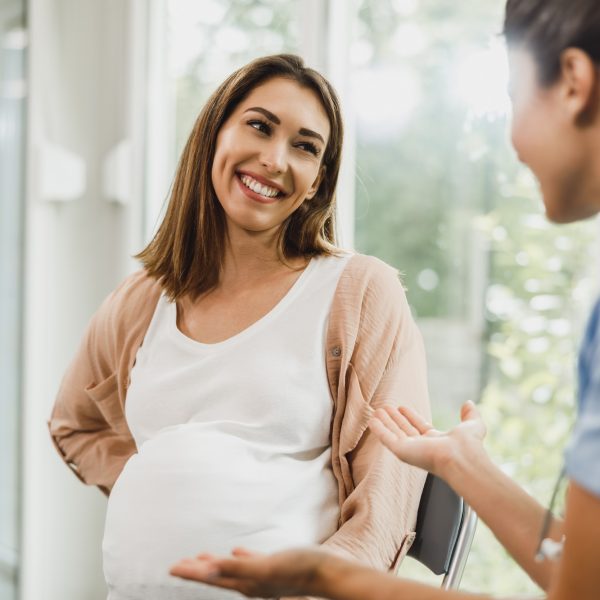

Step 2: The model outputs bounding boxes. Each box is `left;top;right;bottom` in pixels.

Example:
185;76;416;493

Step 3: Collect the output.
102;426;338;597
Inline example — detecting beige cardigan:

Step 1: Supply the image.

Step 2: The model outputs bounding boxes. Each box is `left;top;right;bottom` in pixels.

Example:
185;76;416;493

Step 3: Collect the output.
49;254;430;571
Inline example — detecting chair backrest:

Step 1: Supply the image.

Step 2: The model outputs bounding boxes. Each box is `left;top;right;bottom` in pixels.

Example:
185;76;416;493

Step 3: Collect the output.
407;473;478;590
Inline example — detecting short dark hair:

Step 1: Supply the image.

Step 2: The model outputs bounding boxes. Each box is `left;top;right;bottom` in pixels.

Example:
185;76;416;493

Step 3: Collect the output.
504;0;600;85
136;54;344;300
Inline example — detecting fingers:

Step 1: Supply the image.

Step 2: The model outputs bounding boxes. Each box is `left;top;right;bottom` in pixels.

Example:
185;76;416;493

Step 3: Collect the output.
371;405;432;437
460;401;487;439
368;404;430;459
368;413;407;457
214;557;267;579
376;406;418;437
171;561;255;596
195;552;216;560
170;558;219;581
232;547;259;558
172;550;266;580
397;406;433;434
171;556;266;595
460;400;480;421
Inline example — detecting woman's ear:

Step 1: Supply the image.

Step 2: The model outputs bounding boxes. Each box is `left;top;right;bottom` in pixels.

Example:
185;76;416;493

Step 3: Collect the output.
559;48;599;123
306;166;326;200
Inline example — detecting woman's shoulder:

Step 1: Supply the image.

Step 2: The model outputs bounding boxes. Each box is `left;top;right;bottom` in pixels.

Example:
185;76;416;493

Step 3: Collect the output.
329;252;411;331
337;252;405;297
93;269;163;335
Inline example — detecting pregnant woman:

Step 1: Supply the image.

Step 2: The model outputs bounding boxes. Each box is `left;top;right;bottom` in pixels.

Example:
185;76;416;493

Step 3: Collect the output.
48;54;430;600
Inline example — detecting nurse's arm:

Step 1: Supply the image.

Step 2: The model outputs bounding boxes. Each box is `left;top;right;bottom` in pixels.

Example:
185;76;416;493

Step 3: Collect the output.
547;481;600;599
369;402;564;590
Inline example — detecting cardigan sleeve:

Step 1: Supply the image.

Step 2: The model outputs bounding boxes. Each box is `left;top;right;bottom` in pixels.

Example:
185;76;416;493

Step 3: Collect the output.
321;260;431;570
48;280;140;495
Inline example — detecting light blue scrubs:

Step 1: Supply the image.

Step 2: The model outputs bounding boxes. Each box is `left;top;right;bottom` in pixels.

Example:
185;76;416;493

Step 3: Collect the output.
565;298;600;498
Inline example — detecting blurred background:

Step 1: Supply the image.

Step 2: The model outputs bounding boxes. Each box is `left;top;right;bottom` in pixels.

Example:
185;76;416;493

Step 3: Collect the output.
1;0;598;598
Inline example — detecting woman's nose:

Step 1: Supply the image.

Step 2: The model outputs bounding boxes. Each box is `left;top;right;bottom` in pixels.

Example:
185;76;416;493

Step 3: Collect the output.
259;142;287;174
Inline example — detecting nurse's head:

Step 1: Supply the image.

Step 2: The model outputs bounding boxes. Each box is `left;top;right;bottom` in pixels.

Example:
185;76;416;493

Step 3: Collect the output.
504;0;600;223
138;54;344;299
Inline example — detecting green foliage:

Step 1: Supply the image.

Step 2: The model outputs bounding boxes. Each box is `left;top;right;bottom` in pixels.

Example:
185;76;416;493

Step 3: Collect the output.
169;0;298;156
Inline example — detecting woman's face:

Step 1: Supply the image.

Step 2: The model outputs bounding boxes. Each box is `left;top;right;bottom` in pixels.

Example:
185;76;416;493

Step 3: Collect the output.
508;47;600;223
211;77;330;238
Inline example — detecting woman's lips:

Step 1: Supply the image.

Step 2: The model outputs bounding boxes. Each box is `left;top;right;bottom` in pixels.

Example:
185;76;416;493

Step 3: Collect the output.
237;170;286;194
236;174;284;204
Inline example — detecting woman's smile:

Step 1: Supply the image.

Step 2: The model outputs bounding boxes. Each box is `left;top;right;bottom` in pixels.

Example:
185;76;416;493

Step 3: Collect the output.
236;170;287;204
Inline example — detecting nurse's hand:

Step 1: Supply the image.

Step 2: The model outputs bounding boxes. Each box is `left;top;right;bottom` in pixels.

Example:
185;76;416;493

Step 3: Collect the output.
170;547;328;598
368;401;487;483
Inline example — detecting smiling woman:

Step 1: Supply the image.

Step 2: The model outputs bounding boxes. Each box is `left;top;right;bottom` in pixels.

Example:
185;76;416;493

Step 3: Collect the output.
48;54;430;600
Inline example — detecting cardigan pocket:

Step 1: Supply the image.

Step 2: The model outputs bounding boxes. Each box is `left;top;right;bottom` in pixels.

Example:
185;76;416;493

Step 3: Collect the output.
85;374;126;433
339;364;374;457
392;531;416;571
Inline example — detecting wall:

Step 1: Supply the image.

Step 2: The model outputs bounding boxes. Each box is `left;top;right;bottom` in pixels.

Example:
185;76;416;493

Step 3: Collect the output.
20;1;146;598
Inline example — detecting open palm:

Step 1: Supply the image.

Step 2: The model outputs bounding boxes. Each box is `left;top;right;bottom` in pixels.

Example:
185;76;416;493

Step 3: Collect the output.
171;546;327;598
368;401;487;478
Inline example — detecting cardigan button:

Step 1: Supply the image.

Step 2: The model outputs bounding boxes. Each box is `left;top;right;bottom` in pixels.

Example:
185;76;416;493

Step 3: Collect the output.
331;346;341;357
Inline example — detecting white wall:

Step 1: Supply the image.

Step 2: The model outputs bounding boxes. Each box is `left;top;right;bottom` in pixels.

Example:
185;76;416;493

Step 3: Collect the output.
20;1;146;598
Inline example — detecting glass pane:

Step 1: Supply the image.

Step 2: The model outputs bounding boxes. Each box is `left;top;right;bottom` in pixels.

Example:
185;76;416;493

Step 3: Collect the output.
167;0;300;157
350;0;597;594
351;0;510;424
0;0;26;598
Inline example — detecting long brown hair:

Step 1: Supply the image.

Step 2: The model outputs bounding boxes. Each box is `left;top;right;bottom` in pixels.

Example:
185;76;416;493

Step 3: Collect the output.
136;54;344;300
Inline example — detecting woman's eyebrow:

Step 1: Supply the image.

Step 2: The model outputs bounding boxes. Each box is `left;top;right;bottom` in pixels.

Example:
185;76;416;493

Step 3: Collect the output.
298;127;325;144
244;106;325;144
244;106;281;124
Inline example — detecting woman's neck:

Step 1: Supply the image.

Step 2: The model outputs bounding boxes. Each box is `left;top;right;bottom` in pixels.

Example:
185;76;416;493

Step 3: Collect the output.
220;226;305;289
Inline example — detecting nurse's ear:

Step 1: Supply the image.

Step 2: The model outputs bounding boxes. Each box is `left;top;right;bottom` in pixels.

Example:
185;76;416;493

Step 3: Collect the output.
559;48;600;125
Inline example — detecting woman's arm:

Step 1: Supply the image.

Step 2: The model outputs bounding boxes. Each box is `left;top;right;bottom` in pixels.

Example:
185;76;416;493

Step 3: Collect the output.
369;403;563;590
49;315;136;494
320;362;429;569
48;274;151;494
319;260;431;570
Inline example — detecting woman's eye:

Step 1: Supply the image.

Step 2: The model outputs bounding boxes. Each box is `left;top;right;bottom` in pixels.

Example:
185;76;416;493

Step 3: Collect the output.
296;141;320;157
248;119;271;135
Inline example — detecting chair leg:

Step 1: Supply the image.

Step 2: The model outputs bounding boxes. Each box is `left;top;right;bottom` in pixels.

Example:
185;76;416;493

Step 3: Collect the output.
441;505;478;590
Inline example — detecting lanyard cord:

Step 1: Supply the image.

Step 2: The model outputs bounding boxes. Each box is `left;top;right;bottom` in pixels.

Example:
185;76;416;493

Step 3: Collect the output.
535;466;566;562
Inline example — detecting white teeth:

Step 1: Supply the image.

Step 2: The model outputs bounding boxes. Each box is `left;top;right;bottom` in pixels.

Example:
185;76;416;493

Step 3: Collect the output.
240;174;281;198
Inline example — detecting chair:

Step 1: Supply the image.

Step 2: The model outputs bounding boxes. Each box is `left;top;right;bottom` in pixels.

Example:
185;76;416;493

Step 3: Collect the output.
407;473;478;589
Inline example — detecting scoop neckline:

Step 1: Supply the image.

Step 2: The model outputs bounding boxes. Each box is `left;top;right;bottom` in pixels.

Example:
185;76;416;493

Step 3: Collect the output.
167;257;318;352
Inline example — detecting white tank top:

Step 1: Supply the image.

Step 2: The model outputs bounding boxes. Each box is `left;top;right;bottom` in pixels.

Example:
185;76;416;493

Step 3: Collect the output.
102;253;351;600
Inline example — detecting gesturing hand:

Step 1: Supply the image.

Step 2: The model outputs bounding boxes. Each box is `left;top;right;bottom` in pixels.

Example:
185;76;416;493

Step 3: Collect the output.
368;401;487;480
170;546;327;599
